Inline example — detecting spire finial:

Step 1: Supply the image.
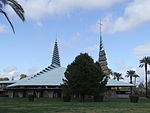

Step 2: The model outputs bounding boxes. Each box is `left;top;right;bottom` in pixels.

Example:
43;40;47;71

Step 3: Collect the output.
56;33;57;42
98;18;103;51
99;18;103;38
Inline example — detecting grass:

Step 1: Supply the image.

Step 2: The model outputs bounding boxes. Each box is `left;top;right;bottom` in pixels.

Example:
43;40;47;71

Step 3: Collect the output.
0;97;150;113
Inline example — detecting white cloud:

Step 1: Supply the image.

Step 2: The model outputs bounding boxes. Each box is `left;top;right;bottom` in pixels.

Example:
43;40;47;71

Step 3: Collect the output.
3;66;17;73
134;43;150;55
0;66;38;80
0;66;21;79
15;0;124;20
95;0;150;34
0;25;9;33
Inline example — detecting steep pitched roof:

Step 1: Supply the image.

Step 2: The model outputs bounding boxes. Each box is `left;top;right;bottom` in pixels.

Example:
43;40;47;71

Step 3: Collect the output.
8;65;66;87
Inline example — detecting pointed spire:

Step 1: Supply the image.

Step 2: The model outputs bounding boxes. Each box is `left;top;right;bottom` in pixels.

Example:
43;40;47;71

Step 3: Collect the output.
51;40;61;67
98;19;105;62
100;36;104;51
98;19;110;75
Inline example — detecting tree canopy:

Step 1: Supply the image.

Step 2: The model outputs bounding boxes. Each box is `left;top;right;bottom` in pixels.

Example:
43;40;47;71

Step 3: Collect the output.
126;70;136;84
0;77;9;81
113;72;123;81
62;53;107;102
20;74;27;79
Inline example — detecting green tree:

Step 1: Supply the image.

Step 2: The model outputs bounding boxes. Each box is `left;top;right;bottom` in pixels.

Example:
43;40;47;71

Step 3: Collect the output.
113;72;123;81
138;82;145;97
139;56;150;98
0;77;9;81
126;70;139;95
20;74;27;79
0;0;25;33
138;82;145;89
126;70;135;84
62;53;107;102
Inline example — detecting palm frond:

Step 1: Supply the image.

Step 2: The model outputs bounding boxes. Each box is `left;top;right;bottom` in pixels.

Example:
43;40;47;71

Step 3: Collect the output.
125;74;129;77
7;0;25;21
139;63;144;68
120;77;124;80
140;56;150;65
0;2;3;8
0;9;15;33
133;74;139;78
0;0;7;5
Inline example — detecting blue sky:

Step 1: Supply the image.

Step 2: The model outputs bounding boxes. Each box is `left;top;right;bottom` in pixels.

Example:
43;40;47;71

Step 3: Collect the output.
0;0;150;82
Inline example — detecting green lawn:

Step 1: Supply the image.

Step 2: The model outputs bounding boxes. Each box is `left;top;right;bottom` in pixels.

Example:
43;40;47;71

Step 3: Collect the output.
0;97;150;113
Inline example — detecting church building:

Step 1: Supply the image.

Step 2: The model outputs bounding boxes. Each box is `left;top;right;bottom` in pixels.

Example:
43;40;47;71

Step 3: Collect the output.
4;25;134;98
6;41;66;98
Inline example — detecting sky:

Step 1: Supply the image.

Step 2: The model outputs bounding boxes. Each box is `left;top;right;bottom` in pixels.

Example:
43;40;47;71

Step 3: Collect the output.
0;0;150;83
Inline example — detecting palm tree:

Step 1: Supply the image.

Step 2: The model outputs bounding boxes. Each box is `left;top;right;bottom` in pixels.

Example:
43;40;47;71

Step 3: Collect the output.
133;74;139;85
113;72;124;81
0;0;25;33
126;70;139;95
139;56;150;98
113;72;123;90
126;70;135;84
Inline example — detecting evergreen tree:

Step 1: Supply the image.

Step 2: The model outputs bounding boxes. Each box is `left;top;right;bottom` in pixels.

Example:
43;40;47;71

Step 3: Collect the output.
62;53;107;102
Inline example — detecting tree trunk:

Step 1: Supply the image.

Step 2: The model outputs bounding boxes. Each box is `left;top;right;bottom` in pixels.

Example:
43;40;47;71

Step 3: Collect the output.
130;76;133;95
134;77;136;85
145;64;148;98
117;78;119;90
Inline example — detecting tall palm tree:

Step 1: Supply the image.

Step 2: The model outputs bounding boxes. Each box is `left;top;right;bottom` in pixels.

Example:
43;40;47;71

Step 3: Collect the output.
0;0;25;33
139;56;150;98
113;72;123;81
126;70;139;95
113;72;123;90
126;70;135;84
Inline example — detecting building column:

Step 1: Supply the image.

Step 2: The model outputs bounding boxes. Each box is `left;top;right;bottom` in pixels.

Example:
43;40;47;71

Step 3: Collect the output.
18;91;24;98
35;91;41;98
48;91;53;98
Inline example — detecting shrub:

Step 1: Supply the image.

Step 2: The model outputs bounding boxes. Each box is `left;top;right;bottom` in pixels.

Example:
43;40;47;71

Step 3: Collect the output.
130;95;139;103
63;96;71;102
94;95;104;102
28;94;34;102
